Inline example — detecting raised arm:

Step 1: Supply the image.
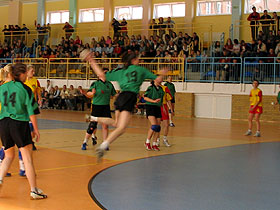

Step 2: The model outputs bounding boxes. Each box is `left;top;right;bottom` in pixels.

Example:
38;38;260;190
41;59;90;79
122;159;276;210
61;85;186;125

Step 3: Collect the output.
80;49;106;81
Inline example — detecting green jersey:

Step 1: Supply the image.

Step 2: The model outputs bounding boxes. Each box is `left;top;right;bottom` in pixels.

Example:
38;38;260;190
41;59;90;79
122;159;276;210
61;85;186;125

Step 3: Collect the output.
0;81;37;121
278;91;280;104
89;80;116;105
144;84;165;107
106;65;157;93
164;82;176;97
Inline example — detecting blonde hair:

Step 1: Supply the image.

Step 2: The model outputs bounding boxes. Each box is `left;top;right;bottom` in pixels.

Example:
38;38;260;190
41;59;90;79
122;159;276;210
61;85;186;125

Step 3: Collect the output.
27;64;35;71
0;64;12;82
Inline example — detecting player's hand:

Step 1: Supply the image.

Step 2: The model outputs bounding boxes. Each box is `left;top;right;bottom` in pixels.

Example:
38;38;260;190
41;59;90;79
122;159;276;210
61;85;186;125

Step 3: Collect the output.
34;129;40;142
80;49;92;62
154;98;161;103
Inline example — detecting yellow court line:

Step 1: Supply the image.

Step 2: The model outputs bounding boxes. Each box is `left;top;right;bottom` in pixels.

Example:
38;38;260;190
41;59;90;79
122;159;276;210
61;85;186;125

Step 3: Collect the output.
10;160;117;175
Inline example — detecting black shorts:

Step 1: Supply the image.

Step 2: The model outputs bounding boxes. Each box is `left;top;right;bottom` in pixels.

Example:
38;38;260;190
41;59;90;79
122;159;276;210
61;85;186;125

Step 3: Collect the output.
171;96;175;104
0;118;33;150
114;91;137;113
91;105;112;118
146;105;162;118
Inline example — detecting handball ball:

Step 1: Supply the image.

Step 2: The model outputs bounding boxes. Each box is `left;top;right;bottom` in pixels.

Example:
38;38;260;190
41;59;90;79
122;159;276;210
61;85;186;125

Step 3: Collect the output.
80;49;91;61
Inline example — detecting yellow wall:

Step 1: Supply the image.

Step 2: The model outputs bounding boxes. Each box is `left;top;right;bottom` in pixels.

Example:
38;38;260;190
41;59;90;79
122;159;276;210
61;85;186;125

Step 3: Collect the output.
0;6;9;27
22;3;37;29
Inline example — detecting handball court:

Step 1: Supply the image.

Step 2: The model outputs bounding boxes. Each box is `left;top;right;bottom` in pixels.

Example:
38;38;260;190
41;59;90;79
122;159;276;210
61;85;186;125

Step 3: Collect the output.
0;110;280;210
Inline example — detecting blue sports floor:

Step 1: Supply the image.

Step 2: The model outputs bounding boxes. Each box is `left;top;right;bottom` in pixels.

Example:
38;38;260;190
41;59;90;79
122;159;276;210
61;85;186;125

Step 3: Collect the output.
90;143;280;210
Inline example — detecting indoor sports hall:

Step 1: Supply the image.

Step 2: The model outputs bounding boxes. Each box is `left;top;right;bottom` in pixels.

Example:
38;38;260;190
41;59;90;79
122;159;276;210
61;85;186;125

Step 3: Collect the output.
0;0;280;209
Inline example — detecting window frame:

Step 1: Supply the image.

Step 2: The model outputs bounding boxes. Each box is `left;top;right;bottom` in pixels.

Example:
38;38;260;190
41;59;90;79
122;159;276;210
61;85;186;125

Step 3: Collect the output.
79;8;105;23
244;0;280;14
196;0;232;16
153;2;186;19
46;10;70;24
114;5;143;20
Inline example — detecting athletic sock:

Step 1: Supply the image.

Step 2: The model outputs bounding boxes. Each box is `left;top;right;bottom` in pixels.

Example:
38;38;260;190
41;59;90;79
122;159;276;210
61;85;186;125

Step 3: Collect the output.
83;138;88;144
99;141;109;150
248;129;252;132
19;160;25;171
152;142;157;146
146;139;150;144
163;136;167;141
90;116;98;122
92;134;96;139
170;120;173;124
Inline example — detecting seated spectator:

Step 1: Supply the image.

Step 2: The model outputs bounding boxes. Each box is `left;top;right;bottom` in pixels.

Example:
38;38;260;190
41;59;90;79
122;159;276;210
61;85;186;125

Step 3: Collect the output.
46;79;52;93
224;38;233;54
48;87;55;109
216;58;229;81
229;58;241;82
53;85;61;108
214;41;222;57
232;39;241;56
76;86;86;111
275;42;280;55
41;90;49;109
68;85;76;110
257;39;267;57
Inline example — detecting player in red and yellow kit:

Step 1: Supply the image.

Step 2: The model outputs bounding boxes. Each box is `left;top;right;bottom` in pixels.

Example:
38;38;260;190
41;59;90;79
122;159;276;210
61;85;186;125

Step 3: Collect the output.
24;65;41;150
245;80;262;137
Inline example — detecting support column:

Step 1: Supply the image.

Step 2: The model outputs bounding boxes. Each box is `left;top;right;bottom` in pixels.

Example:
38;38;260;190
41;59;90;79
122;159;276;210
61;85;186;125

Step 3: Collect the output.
142;0;152;37
37;0;45;25
8;0;22;25
185;0;195;34
232;0;242;40
69;0;77;28
104;0;113;37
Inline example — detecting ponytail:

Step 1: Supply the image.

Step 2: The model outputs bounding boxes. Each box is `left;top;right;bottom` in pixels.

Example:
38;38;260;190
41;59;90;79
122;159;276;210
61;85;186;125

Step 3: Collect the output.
121;51;138;69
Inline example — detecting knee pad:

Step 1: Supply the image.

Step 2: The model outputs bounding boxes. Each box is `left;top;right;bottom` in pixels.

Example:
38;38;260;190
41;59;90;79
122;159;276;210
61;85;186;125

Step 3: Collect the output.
87;122;98;134
151;125;161;132
18;151;23;160
0;148;5;160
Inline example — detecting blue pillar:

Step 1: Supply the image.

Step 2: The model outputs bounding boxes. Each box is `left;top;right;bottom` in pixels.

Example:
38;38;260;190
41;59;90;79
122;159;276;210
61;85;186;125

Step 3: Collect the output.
69;0;77;28
231;0;242;40
37;0;45;25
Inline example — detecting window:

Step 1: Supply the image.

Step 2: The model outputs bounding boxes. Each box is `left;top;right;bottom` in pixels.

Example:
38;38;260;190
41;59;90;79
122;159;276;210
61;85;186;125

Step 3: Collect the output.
197;1;232;16
153;3;185;18
79;8;104;22
47;11;69;24
244;0;280;13
114;6;143;20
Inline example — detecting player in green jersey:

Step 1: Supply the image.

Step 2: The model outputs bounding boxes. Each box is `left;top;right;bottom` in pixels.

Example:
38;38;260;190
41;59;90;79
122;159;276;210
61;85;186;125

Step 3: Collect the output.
0;64;47;200
144;79;165;151
80;76;116;150
81;50;167;161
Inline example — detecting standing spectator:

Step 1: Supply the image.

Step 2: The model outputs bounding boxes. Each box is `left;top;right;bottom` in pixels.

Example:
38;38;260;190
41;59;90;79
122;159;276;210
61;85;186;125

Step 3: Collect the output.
62;22;74;39
150;19;158;38
272;12;280;35
260;10;272;39
247;6;260;41
257;39;267;57
35;24;45;46
45;79;52;93
120;18;128;36
111;18;120;38
74;36;82;45
165;17;175;36
158;17;166;38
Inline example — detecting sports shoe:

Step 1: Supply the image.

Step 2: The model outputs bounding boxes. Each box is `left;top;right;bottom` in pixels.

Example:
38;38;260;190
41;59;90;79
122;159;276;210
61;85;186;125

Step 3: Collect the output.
254;131;261;137
30;188;47;200
96;147;105;163
169;123;175;127
5;172;11;177
145;143;152;151
156;139;160;147
85;114;91;122
92;136;97;145
244;130;252;136
163;140;171;147
81;143;87;150
19;170;26;177
152;145;160;151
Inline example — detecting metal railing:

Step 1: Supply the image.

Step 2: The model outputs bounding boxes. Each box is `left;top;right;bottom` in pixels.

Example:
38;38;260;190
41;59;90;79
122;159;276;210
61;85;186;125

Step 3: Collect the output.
11;57;185;81
185;56;280;84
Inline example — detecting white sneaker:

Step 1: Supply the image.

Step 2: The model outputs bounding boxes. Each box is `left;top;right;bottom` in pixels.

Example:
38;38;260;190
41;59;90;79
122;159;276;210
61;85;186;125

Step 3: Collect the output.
30;188;47;200
96;147;105;163
163;140;171;147
244;130;252;136
156;139;160;147
254;131;261;137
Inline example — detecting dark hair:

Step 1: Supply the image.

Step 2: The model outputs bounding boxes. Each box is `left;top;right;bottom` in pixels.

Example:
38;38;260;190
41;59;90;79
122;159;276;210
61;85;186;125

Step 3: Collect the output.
11;63;27;81
253;79;259;84
122;51;138;69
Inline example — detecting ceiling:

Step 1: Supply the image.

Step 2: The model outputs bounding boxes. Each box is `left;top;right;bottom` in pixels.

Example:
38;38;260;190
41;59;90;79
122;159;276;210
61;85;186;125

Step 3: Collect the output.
0;0;60;7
